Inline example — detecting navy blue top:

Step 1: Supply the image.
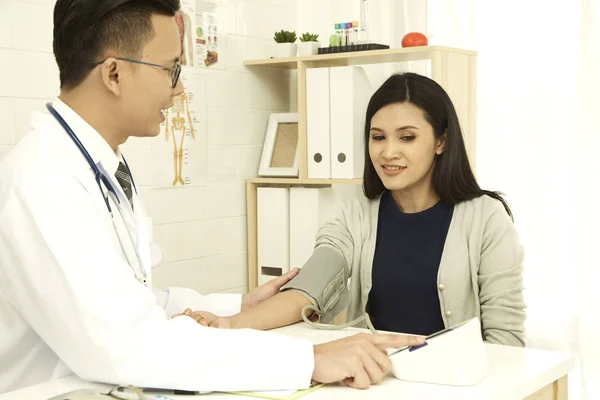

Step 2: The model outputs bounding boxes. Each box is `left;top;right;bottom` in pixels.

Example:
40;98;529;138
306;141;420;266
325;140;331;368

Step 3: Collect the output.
367;191;454;336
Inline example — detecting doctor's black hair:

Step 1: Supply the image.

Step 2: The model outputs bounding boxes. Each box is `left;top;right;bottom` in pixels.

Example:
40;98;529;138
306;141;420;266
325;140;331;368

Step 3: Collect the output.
53;0;181;90
362;73;513;218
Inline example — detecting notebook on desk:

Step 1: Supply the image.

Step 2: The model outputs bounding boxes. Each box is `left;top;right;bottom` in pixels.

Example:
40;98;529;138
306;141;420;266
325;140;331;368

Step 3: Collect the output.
223;383;325;400
48;384;324;400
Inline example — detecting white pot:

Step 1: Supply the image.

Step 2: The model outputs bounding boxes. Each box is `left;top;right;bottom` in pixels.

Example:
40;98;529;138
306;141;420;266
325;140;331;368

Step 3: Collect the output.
297;41;320;56
275;43;297;58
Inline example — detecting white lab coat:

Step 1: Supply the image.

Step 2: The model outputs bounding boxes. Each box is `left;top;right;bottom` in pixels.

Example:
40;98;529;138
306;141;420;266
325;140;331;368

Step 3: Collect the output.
0;100;314;394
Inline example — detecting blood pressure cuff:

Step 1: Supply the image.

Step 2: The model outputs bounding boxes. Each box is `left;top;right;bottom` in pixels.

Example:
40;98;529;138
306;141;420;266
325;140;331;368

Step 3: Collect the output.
280;246;350;324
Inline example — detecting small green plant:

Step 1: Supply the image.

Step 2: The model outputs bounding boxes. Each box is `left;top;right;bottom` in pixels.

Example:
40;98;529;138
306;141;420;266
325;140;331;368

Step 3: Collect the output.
299;32;319;42
273;30;297;43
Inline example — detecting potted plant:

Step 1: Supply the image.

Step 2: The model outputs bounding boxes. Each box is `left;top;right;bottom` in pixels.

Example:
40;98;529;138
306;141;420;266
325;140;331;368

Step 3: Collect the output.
298;32;320;56
273;30;297;58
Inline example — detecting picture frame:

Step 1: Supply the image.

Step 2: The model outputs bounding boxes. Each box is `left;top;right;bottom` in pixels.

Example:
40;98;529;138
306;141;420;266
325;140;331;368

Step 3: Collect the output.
258;113;299;177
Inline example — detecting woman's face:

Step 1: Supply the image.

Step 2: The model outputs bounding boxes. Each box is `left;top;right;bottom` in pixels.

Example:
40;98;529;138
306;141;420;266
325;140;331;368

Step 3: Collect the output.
368;102;445;194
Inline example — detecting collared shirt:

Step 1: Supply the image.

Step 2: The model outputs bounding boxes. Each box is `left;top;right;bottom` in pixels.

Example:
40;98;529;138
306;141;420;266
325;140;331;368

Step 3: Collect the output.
52;99;122;181
0;100;314;394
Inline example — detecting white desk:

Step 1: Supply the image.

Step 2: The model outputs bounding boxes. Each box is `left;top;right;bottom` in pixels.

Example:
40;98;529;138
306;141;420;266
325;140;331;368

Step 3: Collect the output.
0;323;574;400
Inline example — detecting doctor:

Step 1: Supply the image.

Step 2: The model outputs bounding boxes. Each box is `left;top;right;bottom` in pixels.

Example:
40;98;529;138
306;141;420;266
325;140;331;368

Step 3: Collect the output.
0;0;424;395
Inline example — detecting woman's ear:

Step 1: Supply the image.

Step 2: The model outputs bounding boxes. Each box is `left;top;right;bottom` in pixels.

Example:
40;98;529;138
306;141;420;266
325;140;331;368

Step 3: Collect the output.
436;130;447;155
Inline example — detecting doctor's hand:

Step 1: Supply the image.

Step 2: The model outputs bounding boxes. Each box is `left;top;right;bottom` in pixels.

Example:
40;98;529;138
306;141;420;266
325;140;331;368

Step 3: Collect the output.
311;333;425;389
241;268;299;312
172;308;233;329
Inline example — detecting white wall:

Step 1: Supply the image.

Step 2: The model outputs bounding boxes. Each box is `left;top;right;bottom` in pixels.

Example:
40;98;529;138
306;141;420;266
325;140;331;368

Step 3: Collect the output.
0;0;298;295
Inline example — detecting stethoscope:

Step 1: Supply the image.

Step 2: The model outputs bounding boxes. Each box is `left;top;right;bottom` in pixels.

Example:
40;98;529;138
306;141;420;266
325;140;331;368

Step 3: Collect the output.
46;103;160;286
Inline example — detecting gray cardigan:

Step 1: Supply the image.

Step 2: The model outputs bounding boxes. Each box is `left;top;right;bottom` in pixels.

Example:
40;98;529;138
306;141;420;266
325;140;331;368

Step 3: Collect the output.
282;194;526;347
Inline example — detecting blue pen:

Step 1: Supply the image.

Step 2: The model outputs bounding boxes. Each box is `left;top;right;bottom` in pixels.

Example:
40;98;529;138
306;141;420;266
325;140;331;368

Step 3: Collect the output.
109;387;177;400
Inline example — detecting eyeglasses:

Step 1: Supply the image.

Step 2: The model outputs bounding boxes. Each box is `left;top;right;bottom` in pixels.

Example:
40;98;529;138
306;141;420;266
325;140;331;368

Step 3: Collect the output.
91;57;182;88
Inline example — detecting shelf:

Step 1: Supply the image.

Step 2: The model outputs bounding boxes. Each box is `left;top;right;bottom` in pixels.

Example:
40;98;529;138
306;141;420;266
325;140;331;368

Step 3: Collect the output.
247;177;362;185
244;46;477;69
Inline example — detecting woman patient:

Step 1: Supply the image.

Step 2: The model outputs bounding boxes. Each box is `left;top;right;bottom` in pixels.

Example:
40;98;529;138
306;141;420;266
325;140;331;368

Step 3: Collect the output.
179;72;526;347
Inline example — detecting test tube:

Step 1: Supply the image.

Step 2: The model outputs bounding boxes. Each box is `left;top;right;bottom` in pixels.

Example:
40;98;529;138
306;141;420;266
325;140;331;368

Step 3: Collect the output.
360;0;369;43
346;22;352;45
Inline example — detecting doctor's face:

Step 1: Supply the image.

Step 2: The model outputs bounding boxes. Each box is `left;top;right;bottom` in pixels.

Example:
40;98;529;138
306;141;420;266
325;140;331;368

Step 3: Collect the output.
117;14;185;137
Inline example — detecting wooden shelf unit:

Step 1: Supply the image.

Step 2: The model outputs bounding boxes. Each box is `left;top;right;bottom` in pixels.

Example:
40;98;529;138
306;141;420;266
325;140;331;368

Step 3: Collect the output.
246;178;362;291
243;46;476;70
245;46;477;290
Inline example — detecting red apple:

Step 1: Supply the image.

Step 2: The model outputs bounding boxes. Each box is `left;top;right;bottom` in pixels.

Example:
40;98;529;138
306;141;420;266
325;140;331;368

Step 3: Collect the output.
401;32;428;47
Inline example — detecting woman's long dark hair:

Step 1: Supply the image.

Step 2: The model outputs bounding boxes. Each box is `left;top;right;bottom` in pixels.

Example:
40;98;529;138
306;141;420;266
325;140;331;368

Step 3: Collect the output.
362;72;512;218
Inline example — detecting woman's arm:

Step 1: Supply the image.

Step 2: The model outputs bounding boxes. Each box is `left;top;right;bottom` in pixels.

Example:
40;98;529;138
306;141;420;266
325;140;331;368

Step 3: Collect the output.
478;200;527;347
179;247;350;330
205;199;365;330
230;246;351;329
229;290;312;330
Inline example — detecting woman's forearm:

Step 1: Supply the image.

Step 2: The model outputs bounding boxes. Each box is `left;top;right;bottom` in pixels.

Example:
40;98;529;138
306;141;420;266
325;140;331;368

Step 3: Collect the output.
230;290;313;330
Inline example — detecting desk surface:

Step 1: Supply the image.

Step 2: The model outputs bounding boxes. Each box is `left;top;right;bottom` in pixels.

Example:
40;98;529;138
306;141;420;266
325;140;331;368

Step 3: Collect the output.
0;323;574;400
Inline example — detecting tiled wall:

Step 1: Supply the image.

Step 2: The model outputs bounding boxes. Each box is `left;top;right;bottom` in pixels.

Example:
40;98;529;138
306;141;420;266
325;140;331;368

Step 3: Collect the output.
0;0;299;295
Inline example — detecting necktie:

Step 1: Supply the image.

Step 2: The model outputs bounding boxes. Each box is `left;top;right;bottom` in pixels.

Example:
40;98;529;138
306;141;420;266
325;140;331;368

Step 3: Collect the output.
115;162;134;210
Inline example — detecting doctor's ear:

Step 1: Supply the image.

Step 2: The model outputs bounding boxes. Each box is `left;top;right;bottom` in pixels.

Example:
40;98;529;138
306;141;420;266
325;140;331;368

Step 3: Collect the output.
99;58;123;96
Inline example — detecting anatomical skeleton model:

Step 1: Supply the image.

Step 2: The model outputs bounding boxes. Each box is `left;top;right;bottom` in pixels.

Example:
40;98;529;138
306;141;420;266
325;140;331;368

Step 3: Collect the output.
164;92;195;186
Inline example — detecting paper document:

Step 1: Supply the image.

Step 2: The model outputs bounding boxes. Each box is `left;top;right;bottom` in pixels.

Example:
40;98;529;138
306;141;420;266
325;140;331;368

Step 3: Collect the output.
224;383;325;400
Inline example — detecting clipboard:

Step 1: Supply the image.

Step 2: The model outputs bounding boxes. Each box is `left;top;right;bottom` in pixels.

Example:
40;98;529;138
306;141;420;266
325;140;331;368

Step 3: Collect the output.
387;319;472;356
